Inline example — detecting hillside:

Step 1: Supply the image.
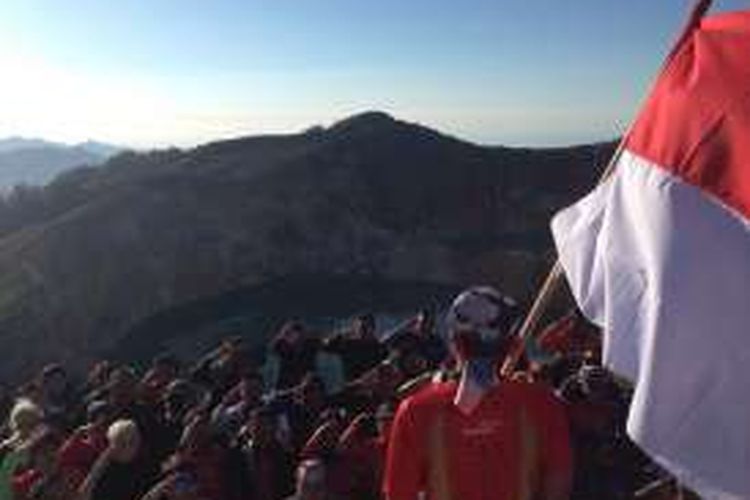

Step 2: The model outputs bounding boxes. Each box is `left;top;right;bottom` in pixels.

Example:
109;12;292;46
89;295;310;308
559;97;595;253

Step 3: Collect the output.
0;112;613;381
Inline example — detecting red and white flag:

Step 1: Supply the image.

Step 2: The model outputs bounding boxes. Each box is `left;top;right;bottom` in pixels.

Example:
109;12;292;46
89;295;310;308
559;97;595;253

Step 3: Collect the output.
552;6;750;499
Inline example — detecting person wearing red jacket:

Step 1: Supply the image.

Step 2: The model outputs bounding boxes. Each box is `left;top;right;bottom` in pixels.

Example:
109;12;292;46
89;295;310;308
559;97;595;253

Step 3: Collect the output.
383;286;573;500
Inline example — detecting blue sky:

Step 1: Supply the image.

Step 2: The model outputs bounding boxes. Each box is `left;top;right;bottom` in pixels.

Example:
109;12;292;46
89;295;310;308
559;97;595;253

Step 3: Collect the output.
0;0;746;148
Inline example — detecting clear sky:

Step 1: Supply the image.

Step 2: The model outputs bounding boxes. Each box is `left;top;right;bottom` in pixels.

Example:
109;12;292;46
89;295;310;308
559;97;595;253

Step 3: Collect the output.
0;0;747;148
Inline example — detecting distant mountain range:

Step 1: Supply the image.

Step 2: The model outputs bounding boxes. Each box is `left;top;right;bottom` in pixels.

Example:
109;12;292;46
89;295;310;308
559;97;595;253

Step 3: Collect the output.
0;112;614;382
0;137;122;189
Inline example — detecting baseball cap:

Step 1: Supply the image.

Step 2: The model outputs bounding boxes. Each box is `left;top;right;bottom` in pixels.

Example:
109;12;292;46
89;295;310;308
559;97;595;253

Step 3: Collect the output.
446;286;521;344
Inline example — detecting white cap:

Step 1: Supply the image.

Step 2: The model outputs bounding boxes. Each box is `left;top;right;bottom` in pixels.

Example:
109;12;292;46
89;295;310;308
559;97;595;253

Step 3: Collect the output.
446;286;520;343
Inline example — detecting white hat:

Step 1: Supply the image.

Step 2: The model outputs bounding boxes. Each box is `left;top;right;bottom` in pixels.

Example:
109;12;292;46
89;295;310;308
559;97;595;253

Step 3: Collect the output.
446;286;520;343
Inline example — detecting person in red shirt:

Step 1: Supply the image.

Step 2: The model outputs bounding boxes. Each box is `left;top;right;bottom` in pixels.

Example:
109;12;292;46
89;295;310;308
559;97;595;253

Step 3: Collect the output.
536;309;601;364
56;400;111;492
383;286;573;500
337;403;395;500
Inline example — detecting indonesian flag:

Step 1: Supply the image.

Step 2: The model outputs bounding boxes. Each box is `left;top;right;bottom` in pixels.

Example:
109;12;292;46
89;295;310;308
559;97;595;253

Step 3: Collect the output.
551;7;750;499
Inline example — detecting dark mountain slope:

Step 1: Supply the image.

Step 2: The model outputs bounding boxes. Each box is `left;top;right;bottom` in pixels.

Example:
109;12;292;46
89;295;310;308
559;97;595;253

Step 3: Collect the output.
0;112;613;381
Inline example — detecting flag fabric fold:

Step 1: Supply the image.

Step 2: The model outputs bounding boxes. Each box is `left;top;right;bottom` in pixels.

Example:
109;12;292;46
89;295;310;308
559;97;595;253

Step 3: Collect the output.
551;10;750;499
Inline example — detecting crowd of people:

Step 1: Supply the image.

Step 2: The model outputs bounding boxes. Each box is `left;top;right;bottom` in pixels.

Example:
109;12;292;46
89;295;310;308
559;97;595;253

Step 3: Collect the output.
0;287;679;500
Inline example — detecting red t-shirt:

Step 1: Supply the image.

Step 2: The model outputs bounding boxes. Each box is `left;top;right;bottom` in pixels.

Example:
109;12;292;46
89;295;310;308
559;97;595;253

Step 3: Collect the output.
56;426;108;490
383;380;572;500
12;469;42;498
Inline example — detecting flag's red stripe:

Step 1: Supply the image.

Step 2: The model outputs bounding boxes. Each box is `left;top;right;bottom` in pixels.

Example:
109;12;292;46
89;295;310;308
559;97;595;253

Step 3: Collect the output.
625;10;750;221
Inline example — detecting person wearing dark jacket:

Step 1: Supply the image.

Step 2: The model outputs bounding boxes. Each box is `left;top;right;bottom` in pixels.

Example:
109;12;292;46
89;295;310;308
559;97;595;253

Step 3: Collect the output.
271;322;322;391
322;314;386;382
237;407;295;500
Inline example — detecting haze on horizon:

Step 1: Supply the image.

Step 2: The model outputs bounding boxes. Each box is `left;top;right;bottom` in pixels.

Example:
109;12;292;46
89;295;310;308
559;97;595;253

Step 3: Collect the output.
0;0;747;149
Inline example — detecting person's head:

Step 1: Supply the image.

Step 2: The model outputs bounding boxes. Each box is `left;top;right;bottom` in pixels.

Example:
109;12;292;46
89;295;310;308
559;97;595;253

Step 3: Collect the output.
16;380;41;403
414;308;435;337
374;359;402;396
398;351;429;379
86;400;112;429
106;419;141;463
40;364;67;399
9;399;43;439
577;365;619;402
295;459;327;499
162;379;195;421
87;360;113;389
353;313;375;339
106;366;137;406
219;336;244;361
297;373;325;409
445;286;521;364
280;321;306;344
238;371;264;405
247;407;277;447
151;354;180;381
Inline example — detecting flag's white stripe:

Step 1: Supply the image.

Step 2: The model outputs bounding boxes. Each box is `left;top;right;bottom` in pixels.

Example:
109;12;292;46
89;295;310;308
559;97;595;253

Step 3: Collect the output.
552;150;750;500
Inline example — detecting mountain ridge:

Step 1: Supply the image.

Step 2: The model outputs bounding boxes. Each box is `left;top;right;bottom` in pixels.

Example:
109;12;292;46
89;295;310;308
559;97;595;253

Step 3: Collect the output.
0;112;614;382
0;137;123;190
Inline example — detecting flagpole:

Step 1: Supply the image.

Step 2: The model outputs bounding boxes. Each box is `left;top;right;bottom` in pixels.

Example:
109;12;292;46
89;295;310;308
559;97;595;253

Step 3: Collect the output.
499;147;622;376
499;0;713;377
